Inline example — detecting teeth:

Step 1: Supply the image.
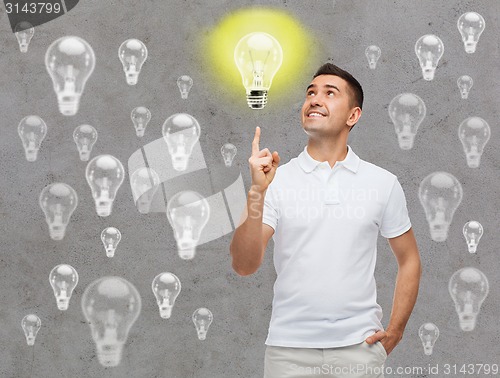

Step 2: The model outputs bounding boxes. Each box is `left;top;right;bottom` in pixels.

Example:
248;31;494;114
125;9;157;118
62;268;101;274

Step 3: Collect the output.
308;112;324;117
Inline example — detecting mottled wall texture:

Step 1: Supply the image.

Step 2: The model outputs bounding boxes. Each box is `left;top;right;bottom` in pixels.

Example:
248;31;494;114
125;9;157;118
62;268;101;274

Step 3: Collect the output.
1;0;499;377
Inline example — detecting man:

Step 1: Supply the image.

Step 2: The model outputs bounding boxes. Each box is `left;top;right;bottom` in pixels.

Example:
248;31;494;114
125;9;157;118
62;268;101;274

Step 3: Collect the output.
229;63;421;378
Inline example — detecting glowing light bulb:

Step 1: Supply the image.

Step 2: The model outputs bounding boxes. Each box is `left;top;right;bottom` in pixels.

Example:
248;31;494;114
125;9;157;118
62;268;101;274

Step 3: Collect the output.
166;190;210;260
457;75;473;99
45;36;95;116
21;314;41;346
130;167;161;214
86;155;125;217
177;75;193;99
49;264;79;310
73;124;98;161
221;143;237;167
39;183;78;240
234;32;283;109
14;21;35;53
101;227;122;258
449;267;489;331
419;172;463;242
130;106;151;137
457;12;485;53
18;115;47;162
81;276;141;367
418;323;439;355
463;221;483;254
162;113;201;172
365;45;381;69
152;272;181;319
192;307;213;340
118;39;148;85
458;117;490;168
388;93;426;150
415;34;444;81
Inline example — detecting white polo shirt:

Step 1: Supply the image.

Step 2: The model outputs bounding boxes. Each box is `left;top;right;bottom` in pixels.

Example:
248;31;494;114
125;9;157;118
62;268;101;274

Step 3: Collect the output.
262;144;411;348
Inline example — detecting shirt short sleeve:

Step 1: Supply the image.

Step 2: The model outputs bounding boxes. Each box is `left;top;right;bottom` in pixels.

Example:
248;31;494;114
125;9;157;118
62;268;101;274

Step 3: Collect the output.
262;182;279;231
379;178;412;238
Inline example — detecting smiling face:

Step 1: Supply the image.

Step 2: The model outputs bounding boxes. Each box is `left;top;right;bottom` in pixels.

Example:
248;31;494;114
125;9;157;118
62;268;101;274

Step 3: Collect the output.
301;74;361;139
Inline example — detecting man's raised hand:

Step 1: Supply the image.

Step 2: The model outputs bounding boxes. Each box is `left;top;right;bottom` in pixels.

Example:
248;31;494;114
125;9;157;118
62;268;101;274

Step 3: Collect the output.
248;126;280;193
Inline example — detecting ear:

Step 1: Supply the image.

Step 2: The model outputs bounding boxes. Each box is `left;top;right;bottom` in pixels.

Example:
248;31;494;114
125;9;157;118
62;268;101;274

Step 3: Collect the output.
347;107;362;127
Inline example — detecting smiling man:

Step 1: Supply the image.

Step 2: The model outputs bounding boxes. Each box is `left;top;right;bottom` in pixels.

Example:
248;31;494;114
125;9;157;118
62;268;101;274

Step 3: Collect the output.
230;63;422;378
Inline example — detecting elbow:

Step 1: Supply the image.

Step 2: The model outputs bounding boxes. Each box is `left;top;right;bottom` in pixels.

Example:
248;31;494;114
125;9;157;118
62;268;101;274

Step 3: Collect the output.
231;258;257;276
232;264;256;277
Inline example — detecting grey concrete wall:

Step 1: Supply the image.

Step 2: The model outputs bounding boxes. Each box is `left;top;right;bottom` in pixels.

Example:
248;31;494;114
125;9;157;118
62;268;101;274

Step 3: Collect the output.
1;0;499;377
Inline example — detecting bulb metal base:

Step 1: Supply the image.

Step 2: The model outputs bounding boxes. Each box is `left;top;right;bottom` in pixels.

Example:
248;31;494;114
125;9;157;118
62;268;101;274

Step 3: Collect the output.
126;73;138;85
96;201;113;217
422;69;435;81
25;149;38;162
178;247;195;260
464;43;477;54
57;298;69;311
58;98;80;116
159;306;172;319
246;90;268;109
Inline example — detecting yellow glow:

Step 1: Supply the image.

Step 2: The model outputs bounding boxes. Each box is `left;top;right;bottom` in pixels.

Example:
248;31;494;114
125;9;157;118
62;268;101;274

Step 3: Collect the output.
200;7;320;107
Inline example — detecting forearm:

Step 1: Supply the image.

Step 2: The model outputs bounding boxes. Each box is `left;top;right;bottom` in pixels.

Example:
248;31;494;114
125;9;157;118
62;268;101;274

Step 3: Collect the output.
230;187;266;275
386;256;422;335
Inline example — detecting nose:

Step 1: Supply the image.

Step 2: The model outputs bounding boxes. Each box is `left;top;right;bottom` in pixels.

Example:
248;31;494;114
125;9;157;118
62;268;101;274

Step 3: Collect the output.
310;95;323;107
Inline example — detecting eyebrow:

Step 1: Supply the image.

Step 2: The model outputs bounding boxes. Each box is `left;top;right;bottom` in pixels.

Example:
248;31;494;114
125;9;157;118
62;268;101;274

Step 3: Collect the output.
306;83;341;93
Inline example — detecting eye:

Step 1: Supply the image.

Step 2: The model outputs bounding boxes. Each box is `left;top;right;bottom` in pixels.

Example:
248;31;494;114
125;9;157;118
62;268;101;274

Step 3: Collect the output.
307;90;315;96
327;90;334;96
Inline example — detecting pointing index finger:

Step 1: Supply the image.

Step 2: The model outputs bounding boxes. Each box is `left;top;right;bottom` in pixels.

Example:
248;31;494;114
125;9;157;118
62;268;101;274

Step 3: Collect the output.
252;126;260;155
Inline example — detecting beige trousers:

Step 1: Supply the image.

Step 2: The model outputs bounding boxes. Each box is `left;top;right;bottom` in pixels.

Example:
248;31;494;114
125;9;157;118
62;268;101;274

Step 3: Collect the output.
264;340;387;378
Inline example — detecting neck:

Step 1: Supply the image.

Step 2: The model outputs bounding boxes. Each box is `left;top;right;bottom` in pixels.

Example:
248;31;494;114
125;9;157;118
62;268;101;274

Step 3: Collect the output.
306;137;349;168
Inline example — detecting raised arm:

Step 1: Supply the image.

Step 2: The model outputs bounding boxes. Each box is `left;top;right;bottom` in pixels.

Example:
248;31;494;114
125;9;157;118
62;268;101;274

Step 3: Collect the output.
229;127;280;276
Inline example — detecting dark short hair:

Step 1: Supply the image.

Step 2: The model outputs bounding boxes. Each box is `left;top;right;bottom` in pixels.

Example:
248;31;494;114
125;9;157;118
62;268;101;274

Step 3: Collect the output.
313;63;364;110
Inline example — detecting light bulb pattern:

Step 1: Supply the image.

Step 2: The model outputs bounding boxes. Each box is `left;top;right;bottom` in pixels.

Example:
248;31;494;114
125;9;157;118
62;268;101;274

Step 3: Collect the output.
457;12;485;53
166;191;210;260
419;172;463;242
463;221;483;254
177;75;193;99
221;143;237;167
162;113;201;172
73;124;98;161
21;314;41;346
130;167;161;214
388;93;426;150
101;227;122;258
192;307;213;340
45;36;96;116
457;75;473;99
130;106;151;137
39;183;78;240
418;323;439;355
14;21;35;53
81;276;142;367
415;34;444;81
49;264;79;311
365;45;381;69
18;115;47;162
86;155;125;217
449;267;489;331
118;39;148;85
152;272;181;319
458;117;490;168
234;32;283;109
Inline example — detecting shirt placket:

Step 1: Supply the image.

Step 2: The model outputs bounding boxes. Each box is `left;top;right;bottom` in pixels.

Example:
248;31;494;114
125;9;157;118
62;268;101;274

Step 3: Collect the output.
324;165;340;205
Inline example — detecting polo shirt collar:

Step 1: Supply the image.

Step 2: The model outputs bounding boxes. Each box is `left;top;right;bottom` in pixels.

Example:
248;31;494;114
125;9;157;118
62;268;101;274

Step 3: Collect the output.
298;144;360;173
